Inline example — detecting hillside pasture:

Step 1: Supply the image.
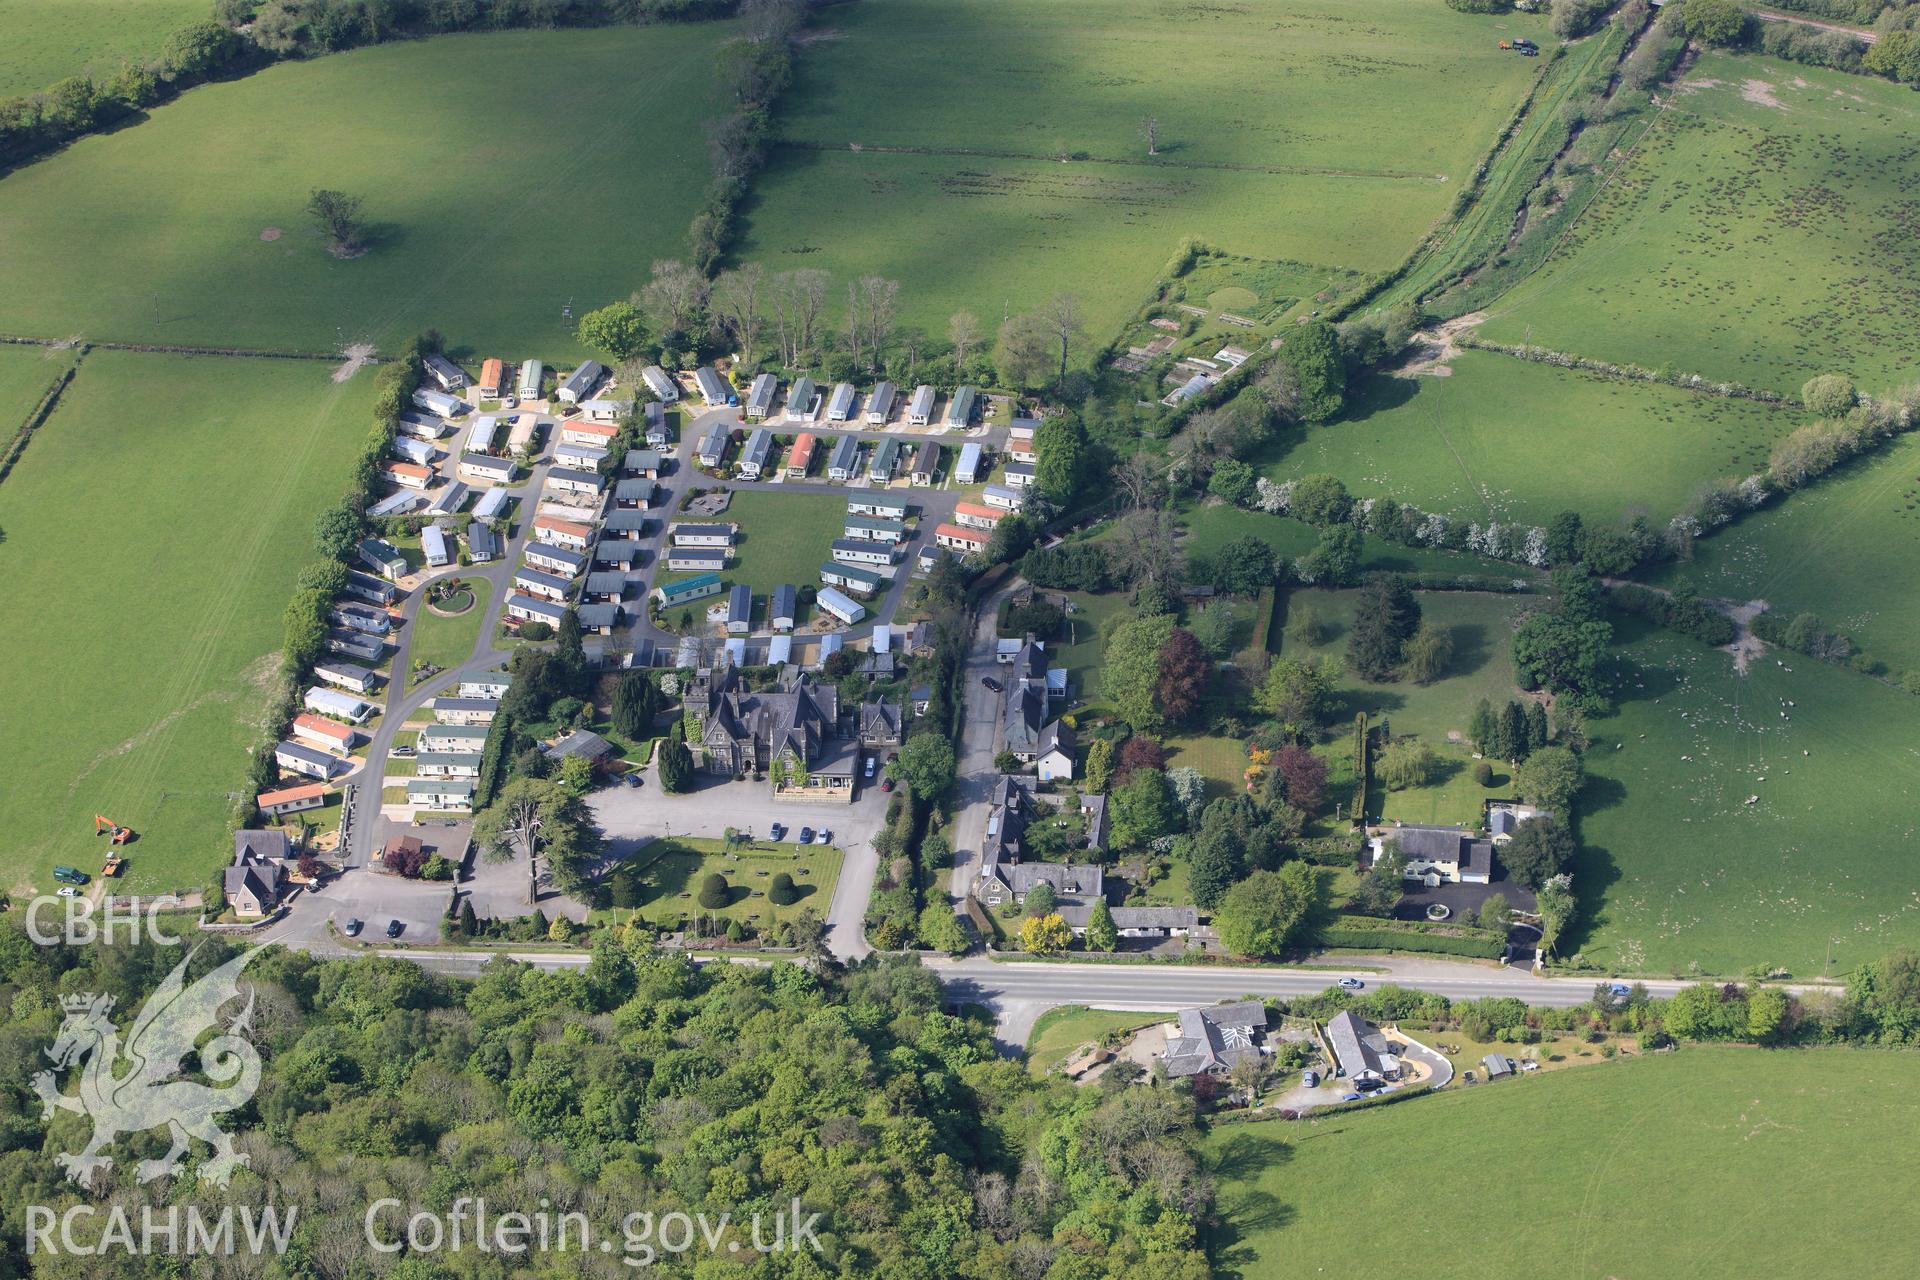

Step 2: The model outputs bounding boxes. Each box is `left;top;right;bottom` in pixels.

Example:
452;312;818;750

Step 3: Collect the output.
0;27;723;357
1480;53;1920;397
1206;1048;1920;1280
0;0;205;98
1262;350;1801;527
738;0;1551;341
0;342;77;429
0;352;372;897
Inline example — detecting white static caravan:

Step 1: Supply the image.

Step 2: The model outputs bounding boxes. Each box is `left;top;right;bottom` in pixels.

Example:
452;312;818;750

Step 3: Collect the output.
826;382;857;423
906;384;936;427
865;381;897;425
516;360;544;401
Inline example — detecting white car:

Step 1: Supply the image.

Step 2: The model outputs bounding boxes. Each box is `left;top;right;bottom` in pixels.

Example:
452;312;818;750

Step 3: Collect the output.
57;886;81;898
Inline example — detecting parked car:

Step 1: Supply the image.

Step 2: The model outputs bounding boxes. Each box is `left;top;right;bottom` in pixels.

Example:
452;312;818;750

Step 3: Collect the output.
344;917;364;937
980;676;1002;693
385;919;403;938
798;826;814;845
864;756;877;779
880;778;894;792
1337;977;1365;990
1302;1070;1319;1088
816;829;832;845
770;823;786;841
392;745;416;758
1340;1092;1362;1102
57;886;80;898
624;772;643;788
1356;1077;1385;1093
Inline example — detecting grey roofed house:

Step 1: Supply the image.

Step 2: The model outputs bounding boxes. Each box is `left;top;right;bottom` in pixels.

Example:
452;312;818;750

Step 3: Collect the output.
786;375;817;420
557;359;607;403
603;508;649;534
1057;902;1199;936
1389;824;1495;881
697;421;730;465
575;602;621;632
727;583;752;629
615;477;652;505
770;583;797;629
644;401;669;444
827;381;857;421
858;697;902;746
1038;718;1074;759
695;365;732;406
1482;1053;1516;1079
1326;1010;1400;1083
234;829;291;863
865;381;897;423
979;774;1028;872
585;571;628;600
989;860;1103;903
625;448;663;476
225;832;288;917
859;650;897;679
827;433;860;476
746;372;778;419
1162;1002;1268;1078
642;365;678;402
466;522;501;562
944;385;977;427
545;729;614;762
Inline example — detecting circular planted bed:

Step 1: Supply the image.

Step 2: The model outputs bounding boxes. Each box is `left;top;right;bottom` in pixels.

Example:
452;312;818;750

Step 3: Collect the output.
426;587;476;617
1425;903;1452;922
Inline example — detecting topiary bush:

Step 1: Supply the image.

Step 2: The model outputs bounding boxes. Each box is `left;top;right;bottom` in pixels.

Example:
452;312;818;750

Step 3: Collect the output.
769;872;797;906
698;872;730;910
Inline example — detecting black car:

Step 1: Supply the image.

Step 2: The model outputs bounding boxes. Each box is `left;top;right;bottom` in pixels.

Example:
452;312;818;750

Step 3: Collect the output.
385;919;404;938
981;676;1002;693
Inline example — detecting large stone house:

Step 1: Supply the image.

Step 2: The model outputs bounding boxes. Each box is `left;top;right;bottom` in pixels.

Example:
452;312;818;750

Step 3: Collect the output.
682;666;858;801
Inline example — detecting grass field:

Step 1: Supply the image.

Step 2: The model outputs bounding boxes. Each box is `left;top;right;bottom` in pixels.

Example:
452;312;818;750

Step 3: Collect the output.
598;835;841;933
0;27;724;356
1261;351;1802;527
1655;433;1920;678
1571;619;1920;976
1206;1048;1920;1279
1480;54;1920;396
0;342;77;429
737;0;1551;341
1179;504;1528;582
0;0;205;98
0;351;372;897
408;579;492;686
664;489;853;626
1024;1006;1159;1077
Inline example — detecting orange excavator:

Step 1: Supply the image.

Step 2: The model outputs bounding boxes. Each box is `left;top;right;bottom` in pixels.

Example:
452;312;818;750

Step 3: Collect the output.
94;814;134;845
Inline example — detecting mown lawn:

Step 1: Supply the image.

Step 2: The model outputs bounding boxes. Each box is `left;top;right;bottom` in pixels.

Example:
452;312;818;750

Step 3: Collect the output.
1480;53;1920;396
1261;350;1802;528
0;0;205;97
1025;1006;1161;1077
0;351;373;897
0;26;724;356
594;836;842;933
661;489;851;628
1205;1047;1920;1279
408;579;492;687
738;0;1551;342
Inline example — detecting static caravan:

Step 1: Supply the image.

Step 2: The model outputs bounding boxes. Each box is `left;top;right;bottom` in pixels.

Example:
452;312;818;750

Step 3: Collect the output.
391;436;435;466
653;573;722;608
545;466;604;496
614;477;651;509
423;353;470;392
516;359;544;401
556;359;607;405
382;461;431;491
644;402;670;447
330;604;390;636
506;593;567;627
936;523;990;555
1004;461;1037;489
832;538;897;567
459;453;516;485
431;697;499;726
413;387;466;418
313;661;378;694
910;440;940;486
421;524;451;568
478;358;506;399
786;376;818;424
820;561;885;597
846;494;908;519
816;586;867;626
737;428;774;480
826;382;856;423
514;566;573;601
642;365;679;403
420;724;490;752
367;491;420;518
786;432;817;478
406;778;474;812
982;484;1023;511
465;522;501;563
955;441;983;484
944;385;977;429
532;516;592;550
827;434;861;480
559;419;618;446
554;441;609;471
471;487;510;522
745;373;778;422
695;366;733;407
396;410;450;440
696;422;730;468
726;583;752;634
275;741;343;780
467;415;502;455
907;384;936;426
427;480;469;517
593;539;645;569
666;547;728;573
524;543;587;576
304;686;374;722
770;584;797;632
624;448;663;478
867;436;902;482
506;415;539;454
954;501;1003;530
671;523;735;548
843;515;905;542
579;396;632;423
343;570;395;606
865;381;897;425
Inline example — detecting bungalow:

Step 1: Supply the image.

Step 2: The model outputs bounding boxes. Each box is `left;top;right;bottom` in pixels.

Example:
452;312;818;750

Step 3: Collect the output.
1161;1002;1267;1078
357;538;408;581
694;366;733;408
643;402;671;447
844;515;906;542
426;481;469;517
642;365;679;403
325;630;385;663
954;501;1003;530
292;712;358;752
514;565;574;601
579;396;633;423
472;487;511;522
827;433;861;480
406;778;474;813
431;696;499;726
584;570;628;602
982;484;1024;511
846;493;909;520
1482;1053;1516;1080
624;447;664;479
545;466;605;496
225;832;289;918
575;602;620;634
467;414;503;455
665;547;728;573
832;538;897;567
506;593;568;627
1326;1010;1403;1086
256;781;331;819
313;661;378;694
457;673;511;699
786;432;817;477
954;441;983;484
737;427;774;479
726;583;752;634
390;436;436;467
553;441;607;471
614;477;652;509
672;523;736;548
516;359;544;401
343;570;397;606
1382;824;1495;886
1081;793;1109;854
770;583;798;631
825;382;856;423
478;358;506;399
274;740;343;780
303;687;374;725
465;522;501;563
423;353;469;392
533;516;593;550
396;410;450;440
421;523;451;568
1067;904;1198;941
820;561;884;596
696;422;730;468
917;545;946;574
523;542;587;576
909;440;941;486
1004;461;1037;489
412;387;466;418
654;573;722;608
865;381;896;425
1036;720;1076;781
329;604;390;635
458;453;516;485
907;383;936;426
744;373;778;421
415;751;483;780
867;437;902;482
381;461;432;491
785;375;818;423
560;418;619;446
815;586;866;626
593;539;645;569
935;522;989;554
944;385;977;429
556;359;607;405
420;723;490;753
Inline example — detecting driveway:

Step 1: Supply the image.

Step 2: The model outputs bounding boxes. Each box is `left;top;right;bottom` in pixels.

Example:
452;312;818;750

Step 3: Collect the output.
946;583;1018;901
260;866;453;951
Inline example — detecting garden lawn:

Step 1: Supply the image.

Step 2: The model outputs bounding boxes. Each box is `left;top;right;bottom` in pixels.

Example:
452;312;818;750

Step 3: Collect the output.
1049;590;1135;709
1654;432;1920;680
0;27;723;356
1164;734;1250;802
1024;1007;1160;1078
599;836;842;934
0;351;373;897
738;0;1551;342
1206;1048;1920;1280
1480;53;1920;397
664;490;849;627
1568;619;1920;977
0;0;205;98
408;580;492;687
1263;350;1802;527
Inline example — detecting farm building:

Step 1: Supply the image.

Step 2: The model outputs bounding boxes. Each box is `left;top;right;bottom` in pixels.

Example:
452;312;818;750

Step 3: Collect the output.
421;524;451;568
412;387;466;418
1004;461;1036;489
816;587;866;626
465;522;501;563
625;448;663;478
560;418;619;446
533;516;593;550
593;539;644;569
420;723;489;752
868;437;902;481
770;584;797;631
944;385;977;428
844;515;906;542
514;566;573;601
506;593;568;627
423;353;469;391
390;436;435;466
478;358;505;398
426;481;469;517
745;373;779;421
696;422;730;467
820;561;884;596
672;523;736;548
643;402;670;447
847;494;909;519
381;461;431;490
955;441;983;484
458;453;516;485
695;366;733;407
256;782;330;819
313;661;378;694
524;543;587;576
827;434;861;479
406;779;474;813
545;466;605;496
304;685;374;723
826;382;856;423
653;573;721;607
786;376;818;423
738;428;774;479
954;501;1002;530
292;713;358;751
910;440;940;486
415;751;483;779
584;571;628;602
666;547;729;573
786;432;817;477
982;484;1024;510
554;441;609;470
614;477;652;508
642;365;678;402
907;384;935;426
516;359;543;400
579;396;633;423
832;538;896;567
467;414;503;455
274;741;343;780
556;359;607;404
935;523;989;554
356;538;407;581
431;697;499;726
865;381;896;425
727;583;752;634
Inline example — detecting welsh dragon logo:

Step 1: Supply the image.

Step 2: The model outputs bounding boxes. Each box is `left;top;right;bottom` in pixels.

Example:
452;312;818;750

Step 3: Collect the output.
33;945;264;1189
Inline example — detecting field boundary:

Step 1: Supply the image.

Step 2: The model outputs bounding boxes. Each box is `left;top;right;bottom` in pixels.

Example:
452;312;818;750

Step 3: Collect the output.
0;334;359;363
777;138;1443;182
0;346;86;488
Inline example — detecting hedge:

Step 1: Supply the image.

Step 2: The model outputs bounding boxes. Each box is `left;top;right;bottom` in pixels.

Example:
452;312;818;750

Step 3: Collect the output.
1317;916;1505;959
